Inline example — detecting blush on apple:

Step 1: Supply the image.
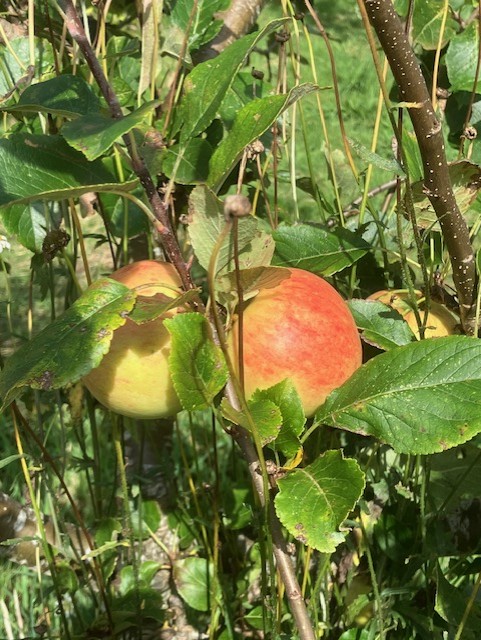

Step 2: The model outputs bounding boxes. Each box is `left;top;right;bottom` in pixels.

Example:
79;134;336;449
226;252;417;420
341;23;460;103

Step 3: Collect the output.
228;268;363;417
83;260;183;419
368;290;459;339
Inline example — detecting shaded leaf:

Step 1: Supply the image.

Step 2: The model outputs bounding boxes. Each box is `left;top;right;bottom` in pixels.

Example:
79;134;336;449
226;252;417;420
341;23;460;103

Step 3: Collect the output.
129;289;199;325
275;451;365;552
208;84;319;192
62;101;159;161
172;0;229;52
446;22;479;92
412;0;457;50
435;564;481;633
0;134;136;208
0;279;136;410
165;313;228;411
272;224;369;275
2;75;101;117
408;161;481;229
188;185;274;275
162;138;213;184
317;336;481;454
1;202;47;252
348;299;416;350
252;379;305;458
173;557;218;612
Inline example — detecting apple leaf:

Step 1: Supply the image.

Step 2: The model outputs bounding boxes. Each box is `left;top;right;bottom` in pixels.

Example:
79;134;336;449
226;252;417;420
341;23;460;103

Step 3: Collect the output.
0;279;136;410
207;84;319;192
252;379;305;458
0;134;137;209
162;138;213;185
275;450;365;552
188;185;275;276
128;289;199;325
428;444;481;511
61;101;160;161
316;336;481;454
1;202;48;253
0;37;54;97
173;18;289;141
348;299;416;350
446;22;479;93
216;266;290;308
272;224;369;276
435;564;481;632
408;161;481;230
165;313;228;411
2;75;101;117
173;557;219;612
221;397;282;445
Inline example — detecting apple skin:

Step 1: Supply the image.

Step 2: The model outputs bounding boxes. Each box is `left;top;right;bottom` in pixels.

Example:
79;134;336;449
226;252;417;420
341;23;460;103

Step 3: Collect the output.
228;268;363;417
83;260;183;419
368;290;458;339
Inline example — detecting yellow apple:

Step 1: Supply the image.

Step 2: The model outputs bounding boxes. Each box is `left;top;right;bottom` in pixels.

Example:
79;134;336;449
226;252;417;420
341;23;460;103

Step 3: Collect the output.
368;290;459;339
83;260;183;419
228;268;363;417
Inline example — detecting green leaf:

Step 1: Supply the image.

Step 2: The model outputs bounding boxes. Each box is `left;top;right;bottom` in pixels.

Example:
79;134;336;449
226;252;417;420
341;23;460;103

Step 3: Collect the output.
0;279;136;410
165;313;228;411
2;75;101;117
220;397;282;445
272;224;369;276
348;138;405;175
412;0;457;50
215;266;290;308
208;84;319;192
188;185;275;275
446;22;479;92
0;134;136;209
0;37;54;97
435;564;481;632
348;299;416;351
61;101;159;161
252;380;306;458
317;336;481;454
162;138;213;184
408;161;481;230
173;557;218;612
171;0;229;52
174;18;290;141
1;202;47;252
129;289;199;325
429;444;481;510
275;451;365;552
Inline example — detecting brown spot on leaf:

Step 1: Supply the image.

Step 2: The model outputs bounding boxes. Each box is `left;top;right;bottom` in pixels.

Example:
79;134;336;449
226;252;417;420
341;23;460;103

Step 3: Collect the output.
439;439;448;450
35;370;54;390
97;328;111;340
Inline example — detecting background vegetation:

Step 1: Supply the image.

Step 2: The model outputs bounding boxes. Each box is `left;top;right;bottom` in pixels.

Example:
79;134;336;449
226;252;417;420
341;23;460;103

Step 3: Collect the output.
2;0;481;638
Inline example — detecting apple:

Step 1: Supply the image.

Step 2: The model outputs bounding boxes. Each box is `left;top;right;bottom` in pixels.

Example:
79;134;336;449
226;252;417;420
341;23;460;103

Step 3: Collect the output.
368;290;459;339
227;268;363;417
83;260;183;419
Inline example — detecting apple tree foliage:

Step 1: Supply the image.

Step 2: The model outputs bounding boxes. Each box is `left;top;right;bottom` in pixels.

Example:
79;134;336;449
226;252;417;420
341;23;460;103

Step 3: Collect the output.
2;0;481;635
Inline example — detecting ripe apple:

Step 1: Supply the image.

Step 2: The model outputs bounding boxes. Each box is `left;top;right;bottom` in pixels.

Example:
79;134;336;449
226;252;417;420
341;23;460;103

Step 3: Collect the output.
227;268;363;417
83;260;183;419
368;290;458;339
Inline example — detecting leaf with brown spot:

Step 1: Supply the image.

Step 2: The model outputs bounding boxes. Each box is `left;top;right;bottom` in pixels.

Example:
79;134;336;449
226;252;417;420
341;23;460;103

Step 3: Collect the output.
275;451;365;552
0;278;136;410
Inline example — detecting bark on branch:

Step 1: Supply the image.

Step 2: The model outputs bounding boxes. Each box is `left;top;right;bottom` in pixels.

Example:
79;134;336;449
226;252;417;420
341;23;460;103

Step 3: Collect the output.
363;0;477;334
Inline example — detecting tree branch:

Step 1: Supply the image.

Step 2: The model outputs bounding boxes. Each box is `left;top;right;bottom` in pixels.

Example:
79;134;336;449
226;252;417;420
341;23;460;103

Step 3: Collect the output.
363;0;478;334
58;0;195;293
195;0;266;62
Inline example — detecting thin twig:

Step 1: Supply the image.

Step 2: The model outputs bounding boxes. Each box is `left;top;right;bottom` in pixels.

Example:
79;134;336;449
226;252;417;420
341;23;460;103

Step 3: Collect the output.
58;0;194;293
363;0;478;334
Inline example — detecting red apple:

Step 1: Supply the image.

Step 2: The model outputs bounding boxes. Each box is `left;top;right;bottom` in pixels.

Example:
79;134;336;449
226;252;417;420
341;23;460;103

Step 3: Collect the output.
228;268;363;417
368;290;459;339
83;260;183;419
